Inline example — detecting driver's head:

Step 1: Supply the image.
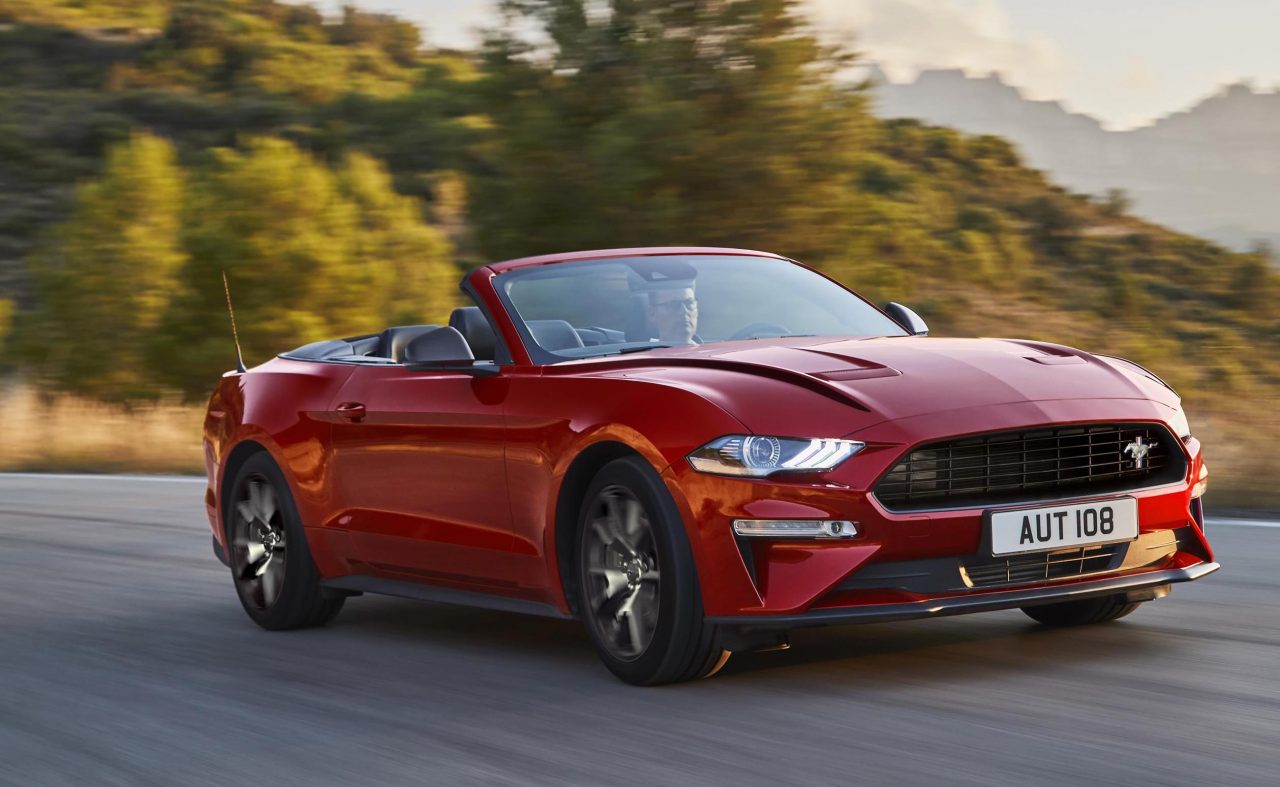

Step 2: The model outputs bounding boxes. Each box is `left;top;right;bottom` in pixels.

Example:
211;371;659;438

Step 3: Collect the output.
647;285;698;345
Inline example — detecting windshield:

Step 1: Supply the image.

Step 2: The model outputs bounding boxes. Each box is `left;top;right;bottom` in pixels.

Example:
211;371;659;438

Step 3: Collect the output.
495;254;906;361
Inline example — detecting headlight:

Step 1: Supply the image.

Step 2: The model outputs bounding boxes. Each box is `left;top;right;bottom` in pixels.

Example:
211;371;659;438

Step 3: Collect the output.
687;435;865;477
1168;403;1191;439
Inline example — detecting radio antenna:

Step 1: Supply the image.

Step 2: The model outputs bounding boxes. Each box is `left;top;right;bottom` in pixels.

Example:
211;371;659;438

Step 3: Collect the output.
221;270;247;373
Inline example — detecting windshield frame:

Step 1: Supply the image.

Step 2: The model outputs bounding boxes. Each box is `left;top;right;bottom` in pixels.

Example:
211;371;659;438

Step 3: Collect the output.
489;253;907;365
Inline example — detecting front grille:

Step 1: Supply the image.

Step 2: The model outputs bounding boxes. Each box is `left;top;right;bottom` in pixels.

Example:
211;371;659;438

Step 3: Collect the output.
874;423;1185;512
961;544;1124;588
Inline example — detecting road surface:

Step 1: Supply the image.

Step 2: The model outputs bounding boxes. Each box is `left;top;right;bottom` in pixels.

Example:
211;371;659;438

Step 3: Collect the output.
1;474;1277;786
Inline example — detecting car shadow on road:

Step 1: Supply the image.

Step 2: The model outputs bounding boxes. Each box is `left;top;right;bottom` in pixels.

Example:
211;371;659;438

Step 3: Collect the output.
333;594;594;659
717;612;1171;686
320;595;1171;689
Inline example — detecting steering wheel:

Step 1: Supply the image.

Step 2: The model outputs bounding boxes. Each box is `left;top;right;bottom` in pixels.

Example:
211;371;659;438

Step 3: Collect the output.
729;322;791;340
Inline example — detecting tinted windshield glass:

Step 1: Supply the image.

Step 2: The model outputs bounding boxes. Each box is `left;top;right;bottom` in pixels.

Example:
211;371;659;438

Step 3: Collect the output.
496;255;905;360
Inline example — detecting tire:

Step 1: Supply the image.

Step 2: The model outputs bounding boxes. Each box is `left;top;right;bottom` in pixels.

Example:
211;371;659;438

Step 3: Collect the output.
226;452;345;630
1021;593;1140;627
575;457;727;685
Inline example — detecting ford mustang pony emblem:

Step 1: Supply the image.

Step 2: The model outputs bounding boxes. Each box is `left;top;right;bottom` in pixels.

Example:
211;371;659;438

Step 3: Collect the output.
1124;437;1152;469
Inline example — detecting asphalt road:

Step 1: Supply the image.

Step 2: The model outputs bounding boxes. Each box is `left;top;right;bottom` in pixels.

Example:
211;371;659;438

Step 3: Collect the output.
1;475;1277;786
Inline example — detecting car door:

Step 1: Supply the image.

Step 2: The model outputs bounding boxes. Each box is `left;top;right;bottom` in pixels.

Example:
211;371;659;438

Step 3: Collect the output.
327;364;516;589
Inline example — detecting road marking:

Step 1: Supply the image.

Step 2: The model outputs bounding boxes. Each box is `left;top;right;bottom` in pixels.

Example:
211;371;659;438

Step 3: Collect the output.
1207;518;1280;529
0;472;205;484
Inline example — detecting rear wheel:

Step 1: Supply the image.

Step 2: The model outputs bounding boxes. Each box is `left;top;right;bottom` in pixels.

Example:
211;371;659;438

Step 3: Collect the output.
576;457;727;685
227;452;344;630
1021;593;1140;626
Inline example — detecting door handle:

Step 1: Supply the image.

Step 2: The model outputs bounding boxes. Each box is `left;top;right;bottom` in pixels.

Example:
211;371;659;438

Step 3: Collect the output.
335;401;367;422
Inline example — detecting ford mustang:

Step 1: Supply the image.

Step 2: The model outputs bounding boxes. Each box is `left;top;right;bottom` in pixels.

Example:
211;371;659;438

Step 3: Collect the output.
202;247;1218;685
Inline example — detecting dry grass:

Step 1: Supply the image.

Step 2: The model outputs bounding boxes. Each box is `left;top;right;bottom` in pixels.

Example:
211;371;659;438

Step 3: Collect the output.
1188;401;1280;512
0;385;204;475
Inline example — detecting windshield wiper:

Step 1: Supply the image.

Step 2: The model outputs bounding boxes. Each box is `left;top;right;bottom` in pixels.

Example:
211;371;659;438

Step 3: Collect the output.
614;343;677;354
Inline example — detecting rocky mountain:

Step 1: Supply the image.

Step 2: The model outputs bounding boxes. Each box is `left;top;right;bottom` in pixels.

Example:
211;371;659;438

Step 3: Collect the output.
870;67;1280;251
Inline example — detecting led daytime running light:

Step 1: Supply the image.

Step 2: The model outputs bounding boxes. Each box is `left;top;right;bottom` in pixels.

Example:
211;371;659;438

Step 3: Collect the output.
688;435;866;478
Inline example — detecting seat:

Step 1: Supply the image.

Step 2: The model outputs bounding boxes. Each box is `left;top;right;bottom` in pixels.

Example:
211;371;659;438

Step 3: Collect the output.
624;294;656;341
528;320;585;351
402;326;474;364
378;325;441;363
448;307;497;361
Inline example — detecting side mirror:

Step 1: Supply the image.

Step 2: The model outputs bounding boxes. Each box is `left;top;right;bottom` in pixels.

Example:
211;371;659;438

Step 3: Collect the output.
403;327;500;376
884;302;929;336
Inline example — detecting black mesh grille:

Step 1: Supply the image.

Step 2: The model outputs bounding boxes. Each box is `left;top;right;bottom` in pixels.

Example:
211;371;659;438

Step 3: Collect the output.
961;544;1125;588
873;423;1185;512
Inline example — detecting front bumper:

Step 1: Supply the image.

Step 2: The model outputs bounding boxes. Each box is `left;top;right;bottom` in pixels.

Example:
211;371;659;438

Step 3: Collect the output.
666;409;1214;619
708;560;1220;628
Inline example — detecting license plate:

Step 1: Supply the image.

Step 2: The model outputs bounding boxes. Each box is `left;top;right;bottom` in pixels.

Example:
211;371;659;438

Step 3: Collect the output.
989;497;1138;556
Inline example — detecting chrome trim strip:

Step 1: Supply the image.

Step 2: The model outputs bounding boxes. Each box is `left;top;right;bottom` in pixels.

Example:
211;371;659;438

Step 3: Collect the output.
869;481;1187;516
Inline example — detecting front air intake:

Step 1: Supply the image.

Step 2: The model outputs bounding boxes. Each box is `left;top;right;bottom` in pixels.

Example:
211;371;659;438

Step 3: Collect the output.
873;423;1186;512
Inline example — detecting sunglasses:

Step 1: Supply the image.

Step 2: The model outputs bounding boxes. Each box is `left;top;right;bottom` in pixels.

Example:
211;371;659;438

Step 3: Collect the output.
653;297;697;311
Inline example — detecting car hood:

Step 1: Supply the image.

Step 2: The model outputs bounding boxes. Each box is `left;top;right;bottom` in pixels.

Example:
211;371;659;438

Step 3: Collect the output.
580;336;1179;431
716;337;1177;415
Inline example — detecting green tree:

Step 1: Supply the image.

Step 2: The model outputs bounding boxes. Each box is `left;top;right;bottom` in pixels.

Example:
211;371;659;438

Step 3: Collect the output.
152;137;457;398
0;297;12;348
1229;251;1273;313
1100;188;1132;218
18;131;186;403
329;4;422;66
472;0;872;261
336;151;458;326
110;0;419;101
0;0;171;28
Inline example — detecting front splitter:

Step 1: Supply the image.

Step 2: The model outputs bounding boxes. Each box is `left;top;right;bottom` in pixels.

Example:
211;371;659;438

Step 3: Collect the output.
707;561;1220;629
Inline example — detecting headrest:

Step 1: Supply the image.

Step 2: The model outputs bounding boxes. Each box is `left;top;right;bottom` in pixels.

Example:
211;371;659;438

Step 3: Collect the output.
624;294;656;341
527;319;585;351
379;325;441;363
403;326;474;364
448;307;497;360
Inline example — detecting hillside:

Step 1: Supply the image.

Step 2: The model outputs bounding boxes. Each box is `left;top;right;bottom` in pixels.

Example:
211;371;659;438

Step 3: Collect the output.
0;0;1277;505
872;68;1280;251
0;0;470;301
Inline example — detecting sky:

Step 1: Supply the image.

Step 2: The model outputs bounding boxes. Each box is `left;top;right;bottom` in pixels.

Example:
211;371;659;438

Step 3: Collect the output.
310;0;1280;130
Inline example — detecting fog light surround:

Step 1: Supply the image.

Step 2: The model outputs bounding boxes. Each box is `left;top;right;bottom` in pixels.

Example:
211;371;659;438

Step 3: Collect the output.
732;519;859;538
1191;463;1208;499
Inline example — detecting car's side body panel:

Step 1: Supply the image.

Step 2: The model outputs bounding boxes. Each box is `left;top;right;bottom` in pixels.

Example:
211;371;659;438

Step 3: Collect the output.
502;370;750;611
324;366;516;590
203;359;354;575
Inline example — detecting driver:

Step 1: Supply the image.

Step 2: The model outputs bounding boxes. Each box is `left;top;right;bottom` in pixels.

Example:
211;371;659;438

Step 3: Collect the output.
647;284;699;346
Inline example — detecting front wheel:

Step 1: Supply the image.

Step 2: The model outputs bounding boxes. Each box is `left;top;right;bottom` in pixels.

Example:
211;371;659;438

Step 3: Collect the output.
1021;593;1140;626
576;457;728;685
226;452;345;630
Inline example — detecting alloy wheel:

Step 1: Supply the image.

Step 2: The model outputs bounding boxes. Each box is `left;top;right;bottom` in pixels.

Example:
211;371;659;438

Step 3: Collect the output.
231;474;288;609
583;484;661;661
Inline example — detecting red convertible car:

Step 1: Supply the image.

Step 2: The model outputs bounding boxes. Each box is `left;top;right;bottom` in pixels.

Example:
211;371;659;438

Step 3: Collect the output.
202;247;1217;685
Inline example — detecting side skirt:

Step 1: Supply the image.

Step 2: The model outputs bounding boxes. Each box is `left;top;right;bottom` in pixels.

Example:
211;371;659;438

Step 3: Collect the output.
321;575;573;620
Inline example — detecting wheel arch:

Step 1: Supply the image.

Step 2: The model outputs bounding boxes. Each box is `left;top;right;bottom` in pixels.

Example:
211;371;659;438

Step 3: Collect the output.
218;439;271;542
553;440;651;618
